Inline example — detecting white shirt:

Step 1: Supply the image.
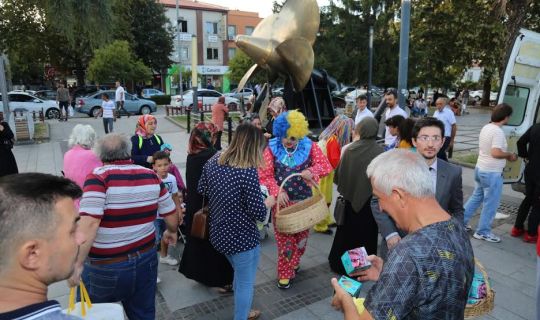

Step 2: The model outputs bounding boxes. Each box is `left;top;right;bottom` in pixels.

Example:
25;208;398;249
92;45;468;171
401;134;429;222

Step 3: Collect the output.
101;100;115;118
158;173;178;219
115;86;125;102
429;159;438;193
433;106;456;137
354;107;374;125
384;105;408;145
476;123;507;173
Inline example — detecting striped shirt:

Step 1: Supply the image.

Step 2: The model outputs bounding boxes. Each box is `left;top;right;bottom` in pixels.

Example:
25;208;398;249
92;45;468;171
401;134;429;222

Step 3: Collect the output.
0;300;81;320
80;160;176;258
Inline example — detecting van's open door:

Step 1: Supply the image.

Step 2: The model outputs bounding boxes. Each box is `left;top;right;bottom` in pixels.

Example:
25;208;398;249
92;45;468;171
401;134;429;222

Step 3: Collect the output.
500;29;540;184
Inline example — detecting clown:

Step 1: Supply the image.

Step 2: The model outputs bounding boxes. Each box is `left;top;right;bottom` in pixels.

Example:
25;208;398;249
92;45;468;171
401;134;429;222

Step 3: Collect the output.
259;110;332;289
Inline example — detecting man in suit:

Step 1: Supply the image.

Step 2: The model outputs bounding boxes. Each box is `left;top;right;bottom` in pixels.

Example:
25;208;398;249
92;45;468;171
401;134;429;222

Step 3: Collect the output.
373;117;464;258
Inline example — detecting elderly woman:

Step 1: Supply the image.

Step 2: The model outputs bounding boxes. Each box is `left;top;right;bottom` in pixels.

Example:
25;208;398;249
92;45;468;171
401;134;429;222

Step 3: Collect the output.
131;114;164;168
179;122;234;292
328;117;384;275
0;120;18;177
259;110;332;289
63;124;101;207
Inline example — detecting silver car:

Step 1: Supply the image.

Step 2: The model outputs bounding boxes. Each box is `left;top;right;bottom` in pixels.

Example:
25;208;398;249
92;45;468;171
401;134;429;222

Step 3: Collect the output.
75;90;157;117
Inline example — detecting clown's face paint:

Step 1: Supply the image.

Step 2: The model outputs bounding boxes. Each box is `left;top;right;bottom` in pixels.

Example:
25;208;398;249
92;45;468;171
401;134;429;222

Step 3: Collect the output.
282;137;298;149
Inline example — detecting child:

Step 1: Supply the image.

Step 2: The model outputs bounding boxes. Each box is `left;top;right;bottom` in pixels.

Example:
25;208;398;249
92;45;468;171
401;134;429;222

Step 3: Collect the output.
97;93;115;133
160;143;186;197
152;151;183;267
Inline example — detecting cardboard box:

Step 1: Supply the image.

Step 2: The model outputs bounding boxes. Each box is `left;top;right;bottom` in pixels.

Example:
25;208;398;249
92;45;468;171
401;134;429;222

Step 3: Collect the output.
341;247;371;275
338;276;363;298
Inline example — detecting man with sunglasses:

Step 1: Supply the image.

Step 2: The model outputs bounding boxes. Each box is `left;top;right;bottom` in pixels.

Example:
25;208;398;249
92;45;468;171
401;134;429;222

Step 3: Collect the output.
373;117;464;257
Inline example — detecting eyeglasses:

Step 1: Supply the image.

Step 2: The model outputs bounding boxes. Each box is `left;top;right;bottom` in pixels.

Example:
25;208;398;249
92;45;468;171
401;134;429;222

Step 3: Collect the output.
416;135;442;142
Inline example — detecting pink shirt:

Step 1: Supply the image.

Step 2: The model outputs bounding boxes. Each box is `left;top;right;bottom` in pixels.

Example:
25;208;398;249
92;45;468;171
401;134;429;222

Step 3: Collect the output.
63;145;102;207
211;103;229;131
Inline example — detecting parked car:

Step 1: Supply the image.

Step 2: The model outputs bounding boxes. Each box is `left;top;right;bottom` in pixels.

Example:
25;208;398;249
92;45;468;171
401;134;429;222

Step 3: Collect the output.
470;90;498;102
344;89;383;109
142;88;166;98
75;90;157;117
1;92;60;119
35;90;57;100
224;88;254;102
171;89;239;109
272;87;285;97
332;86;356;98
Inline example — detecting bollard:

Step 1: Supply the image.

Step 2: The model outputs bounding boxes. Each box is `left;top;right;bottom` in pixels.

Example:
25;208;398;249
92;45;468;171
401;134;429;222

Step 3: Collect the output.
200;110;204;123
166;106;170;116
186;108;191;133
227;116;233;144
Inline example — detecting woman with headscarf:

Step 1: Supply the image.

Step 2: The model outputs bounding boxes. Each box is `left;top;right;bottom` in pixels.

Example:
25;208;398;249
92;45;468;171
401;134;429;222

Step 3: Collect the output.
131;114;164;168
264;97;286;139
259;110;332;289
313;115;354;235
0;120;18;177
63;124;102;208
178;122;234;291
328;117;384;275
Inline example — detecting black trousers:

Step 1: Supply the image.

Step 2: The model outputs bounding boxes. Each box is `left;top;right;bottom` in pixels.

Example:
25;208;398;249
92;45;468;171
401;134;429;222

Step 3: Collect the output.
514;176;540;236
214;131;223;150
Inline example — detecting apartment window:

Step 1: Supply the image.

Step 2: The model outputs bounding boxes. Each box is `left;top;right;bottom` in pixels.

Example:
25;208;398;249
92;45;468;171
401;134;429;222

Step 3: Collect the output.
245;26;254;35
227;25;237;40
178;20;188;33
228;48;236;59
206;48;219;60
205;22;218;34
180;47;188;60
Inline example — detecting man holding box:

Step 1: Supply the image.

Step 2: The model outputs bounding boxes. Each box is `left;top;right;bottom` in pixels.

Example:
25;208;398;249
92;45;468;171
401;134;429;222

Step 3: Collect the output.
331;149;474;320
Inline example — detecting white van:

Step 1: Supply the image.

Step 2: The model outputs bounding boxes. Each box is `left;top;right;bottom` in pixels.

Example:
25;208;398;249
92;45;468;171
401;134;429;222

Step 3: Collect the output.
500;29;540;189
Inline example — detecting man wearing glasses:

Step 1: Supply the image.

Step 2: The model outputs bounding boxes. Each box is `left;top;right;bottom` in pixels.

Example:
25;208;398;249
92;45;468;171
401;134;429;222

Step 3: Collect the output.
373;117;464;257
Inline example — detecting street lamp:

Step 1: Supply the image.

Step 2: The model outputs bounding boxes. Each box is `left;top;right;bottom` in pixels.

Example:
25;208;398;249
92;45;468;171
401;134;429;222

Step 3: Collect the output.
397;0;411;109
367;5;382;108
176;0;183;99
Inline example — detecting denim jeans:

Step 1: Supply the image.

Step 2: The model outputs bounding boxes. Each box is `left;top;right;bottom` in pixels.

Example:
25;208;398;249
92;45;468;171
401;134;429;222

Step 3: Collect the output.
226;246;260;320
82;247;158;320
103;118;114;134
464;168;503;236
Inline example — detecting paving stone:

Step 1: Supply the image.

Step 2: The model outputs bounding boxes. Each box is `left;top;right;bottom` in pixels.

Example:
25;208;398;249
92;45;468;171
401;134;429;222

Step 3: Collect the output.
158;270;219;312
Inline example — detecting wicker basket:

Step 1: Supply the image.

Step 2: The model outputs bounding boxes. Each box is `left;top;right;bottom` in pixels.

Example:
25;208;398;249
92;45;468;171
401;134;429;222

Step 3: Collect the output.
464;258;495;319
274;173;329;234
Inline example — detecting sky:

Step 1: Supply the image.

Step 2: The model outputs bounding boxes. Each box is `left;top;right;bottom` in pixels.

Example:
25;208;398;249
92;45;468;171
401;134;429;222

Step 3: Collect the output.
199;0;331;18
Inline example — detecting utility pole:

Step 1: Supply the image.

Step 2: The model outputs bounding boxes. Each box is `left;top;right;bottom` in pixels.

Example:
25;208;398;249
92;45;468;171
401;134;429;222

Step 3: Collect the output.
397;0;411;109
0;54;10;121
367;26;374;108
176;0;183;101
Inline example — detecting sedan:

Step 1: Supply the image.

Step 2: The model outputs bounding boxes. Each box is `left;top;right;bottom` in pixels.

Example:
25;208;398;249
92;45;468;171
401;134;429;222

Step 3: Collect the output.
224;88;253;102
75;90;157;117
35;90;57;100
470;90;498;102
142;88;166;98
344;89;382;109
171;89;239;109
1;92;60;119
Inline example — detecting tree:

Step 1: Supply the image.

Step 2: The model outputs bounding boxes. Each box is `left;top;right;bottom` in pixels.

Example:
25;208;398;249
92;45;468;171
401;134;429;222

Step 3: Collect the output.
113;0;174;73
87;41;151;84
227;50;266;85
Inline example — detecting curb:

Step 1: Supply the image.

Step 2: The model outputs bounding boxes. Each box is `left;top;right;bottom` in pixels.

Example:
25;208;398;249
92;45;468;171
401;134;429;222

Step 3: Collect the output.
449;158;476;169
164;115;188;130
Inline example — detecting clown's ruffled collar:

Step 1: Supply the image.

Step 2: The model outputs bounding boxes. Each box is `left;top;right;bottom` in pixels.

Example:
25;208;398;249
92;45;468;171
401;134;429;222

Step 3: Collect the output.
269;137;312;168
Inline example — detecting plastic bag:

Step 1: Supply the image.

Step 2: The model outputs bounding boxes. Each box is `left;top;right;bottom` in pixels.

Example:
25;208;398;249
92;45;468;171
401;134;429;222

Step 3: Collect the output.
68;106;74;117
63;282;124;319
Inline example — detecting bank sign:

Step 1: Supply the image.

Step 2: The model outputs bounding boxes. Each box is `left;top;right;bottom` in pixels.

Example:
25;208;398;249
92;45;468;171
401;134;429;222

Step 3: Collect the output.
197;66;228;75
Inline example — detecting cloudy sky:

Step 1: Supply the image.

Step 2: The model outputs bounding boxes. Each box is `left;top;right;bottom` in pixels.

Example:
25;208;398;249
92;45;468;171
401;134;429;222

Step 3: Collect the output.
199;0;331;18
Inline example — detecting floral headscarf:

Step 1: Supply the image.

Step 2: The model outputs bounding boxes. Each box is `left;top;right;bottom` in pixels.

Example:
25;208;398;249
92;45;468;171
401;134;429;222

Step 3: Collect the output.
135;114;157;137
188;122;217;154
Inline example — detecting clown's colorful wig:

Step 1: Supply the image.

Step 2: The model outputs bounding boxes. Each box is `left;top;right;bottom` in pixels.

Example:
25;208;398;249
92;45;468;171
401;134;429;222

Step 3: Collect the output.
272;110;310;139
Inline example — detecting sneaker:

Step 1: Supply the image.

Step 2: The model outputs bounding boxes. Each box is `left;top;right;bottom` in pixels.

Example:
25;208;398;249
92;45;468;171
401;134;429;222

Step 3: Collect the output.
524;233;538;243
156;276;161;284
495;212;510;220
473;232;501;243
510;226;525;237
159;255;179;266
277;279;291;289
248;309;261;320
465;225;472;232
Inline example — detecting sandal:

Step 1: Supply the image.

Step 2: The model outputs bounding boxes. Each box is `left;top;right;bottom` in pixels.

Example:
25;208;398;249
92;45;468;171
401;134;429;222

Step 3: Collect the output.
248;309;261;319
217;284;233;294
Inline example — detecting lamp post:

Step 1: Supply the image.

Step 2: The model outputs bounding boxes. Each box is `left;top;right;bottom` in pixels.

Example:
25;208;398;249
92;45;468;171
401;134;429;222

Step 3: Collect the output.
176;0;183;99
367;26;374;108
397;0;411;109
0;55;9;121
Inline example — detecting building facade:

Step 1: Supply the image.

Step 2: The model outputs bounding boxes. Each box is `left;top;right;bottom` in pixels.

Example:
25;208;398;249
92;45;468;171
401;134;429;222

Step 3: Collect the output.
226;10;262;61
161;0;229;94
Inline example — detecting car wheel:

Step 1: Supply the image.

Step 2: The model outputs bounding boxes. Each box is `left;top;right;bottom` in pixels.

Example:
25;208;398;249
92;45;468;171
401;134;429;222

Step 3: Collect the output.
45;108;60;119
474;96;481;102
90;106;100;118
139;105;151;115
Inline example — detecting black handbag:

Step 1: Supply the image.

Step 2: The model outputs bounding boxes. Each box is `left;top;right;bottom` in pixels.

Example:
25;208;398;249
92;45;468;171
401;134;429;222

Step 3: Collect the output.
334;196;346;226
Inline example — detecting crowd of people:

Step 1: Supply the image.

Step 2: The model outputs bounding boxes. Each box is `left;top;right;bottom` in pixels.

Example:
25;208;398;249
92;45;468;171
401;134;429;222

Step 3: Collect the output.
0;88;539;320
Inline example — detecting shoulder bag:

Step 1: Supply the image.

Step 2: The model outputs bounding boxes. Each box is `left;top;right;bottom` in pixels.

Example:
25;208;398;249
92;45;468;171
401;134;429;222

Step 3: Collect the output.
333;195;347;226
191;197;209;240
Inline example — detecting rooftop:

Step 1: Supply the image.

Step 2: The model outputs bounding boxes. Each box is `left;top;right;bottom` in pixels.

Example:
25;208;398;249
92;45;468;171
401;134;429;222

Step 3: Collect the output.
159;0;228;12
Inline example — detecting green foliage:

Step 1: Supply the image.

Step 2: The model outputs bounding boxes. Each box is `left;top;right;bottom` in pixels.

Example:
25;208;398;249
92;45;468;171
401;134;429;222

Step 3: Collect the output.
87;41;152;83
227;51;266;85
